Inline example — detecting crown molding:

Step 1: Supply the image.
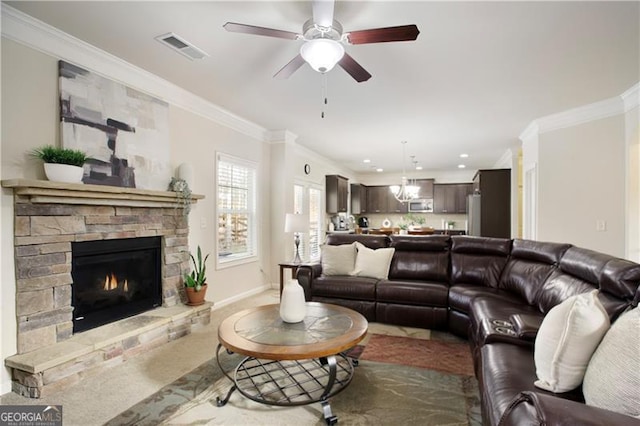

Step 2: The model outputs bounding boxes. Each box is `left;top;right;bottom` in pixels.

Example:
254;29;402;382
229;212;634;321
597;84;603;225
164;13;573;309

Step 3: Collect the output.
519;82;638;141
519;122;540;144
621;82;639;113
1;4;268;142
267;130;298;145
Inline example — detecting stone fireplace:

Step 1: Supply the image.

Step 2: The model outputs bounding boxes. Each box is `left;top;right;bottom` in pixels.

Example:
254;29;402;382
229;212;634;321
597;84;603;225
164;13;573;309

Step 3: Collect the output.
2;179;208;397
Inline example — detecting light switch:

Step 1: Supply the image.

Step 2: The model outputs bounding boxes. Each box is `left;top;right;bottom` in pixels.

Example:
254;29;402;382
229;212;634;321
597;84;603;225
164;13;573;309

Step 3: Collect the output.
200;217;207;229
596;220;606;232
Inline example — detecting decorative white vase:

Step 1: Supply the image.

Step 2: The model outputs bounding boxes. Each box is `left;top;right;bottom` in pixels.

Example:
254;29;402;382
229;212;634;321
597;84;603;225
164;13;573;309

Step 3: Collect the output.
177;163;194;188
44;163;84;184
280;279;307;323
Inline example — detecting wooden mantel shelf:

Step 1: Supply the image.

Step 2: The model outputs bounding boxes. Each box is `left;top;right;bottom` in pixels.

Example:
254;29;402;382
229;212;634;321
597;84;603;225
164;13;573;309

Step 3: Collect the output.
1;179;204;208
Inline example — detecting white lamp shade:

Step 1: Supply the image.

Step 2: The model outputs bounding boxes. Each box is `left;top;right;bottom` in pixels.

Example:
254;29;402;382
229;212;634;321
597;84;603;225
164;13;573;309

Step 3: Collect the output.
300;39;345;73
285;213;309;233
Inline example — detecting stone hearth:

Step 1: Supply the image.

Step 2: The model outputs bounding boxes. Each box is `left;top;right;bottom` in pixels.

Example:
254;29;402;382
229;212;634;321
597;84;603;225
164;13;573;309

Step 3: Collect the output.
1;179;206;397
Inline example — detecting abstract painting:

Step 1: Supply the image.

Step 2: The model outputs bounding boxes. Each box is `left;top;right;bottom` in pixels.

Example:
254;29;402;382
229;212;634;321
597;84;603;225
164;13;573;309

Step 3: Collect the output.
59;60;171;190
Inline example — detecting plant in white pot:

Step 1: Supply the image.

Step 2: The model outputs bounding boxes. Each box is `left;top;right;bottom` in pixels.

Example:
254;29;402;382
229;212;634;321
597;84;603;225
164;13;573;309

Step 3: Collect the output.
184;245;209;306
31;145;89;184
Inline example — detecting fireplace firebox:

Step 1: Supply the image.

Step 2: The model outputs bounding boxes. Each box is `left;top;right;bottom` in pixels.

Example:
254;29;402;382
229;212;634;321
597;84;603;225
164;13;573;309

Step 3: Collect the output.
71;236;162;333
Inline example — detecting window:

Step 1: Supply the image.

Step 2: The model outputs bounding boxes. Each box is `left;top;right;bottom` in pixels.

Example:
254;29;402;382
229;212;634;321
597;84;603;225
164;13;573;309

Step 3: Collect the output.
217;153;257;266
293;183;323;262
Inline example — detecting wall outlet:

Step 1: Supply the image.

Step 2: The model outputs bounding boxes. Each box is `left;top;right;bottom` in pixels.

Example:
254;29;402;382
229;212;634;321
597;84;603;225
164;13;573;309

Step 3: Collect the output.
596;220;606;232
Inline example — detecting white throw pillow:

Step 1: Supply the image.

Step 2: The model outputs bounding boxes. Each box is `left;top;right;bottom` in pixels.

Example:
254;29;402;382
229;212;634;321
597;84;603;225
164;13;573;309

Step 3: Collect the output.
321;243;356;276
533;290;610;393
352;241;395;280
583;307;640;418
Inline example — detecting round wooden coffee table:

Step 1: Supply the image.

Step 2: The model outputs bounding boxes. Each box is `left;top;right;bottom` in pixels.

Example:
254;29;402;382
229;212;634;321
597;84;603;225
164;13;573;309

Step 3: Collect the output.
215;302;368;425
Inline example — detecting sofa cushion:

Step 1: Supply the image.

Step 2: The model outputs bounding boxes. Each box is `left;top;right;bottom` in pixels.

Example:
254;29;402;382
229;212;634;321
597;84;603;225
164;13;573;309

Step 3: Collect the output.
320;243;356;276
450;236;511;288
534;290;610;393
353;242;395;280
388;235;450;282
498;239;570;306
377;280;448;307
583;307;640;419
600;258;640;301
536;269;595;314
449;284;503;314
312;275;378;301
535;246;612;314
326;233;389;249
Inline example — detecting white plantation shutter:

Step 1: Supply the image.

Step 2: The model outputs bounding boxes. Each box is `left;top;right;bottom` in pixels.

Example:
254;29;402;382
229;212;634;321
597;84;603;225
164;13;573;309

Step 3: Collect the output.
309;187;322;261
217;153;257;265
293;185;308;260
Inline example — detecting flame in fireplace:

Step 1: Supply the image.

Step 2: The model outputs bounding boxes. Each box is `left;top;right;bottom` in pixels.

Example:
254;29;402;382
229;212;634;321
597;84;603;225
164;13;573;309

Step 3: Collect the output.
103;273;129;292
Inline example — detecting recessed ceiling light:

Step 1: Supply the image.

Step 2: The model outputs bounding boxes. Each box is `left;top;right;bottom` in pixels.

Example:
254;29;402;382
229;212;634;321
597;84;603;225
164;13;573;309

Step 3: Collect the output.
415;165;423;170
458;164;466;169
363;159;371;163
376;168;384;172
460;153;469;158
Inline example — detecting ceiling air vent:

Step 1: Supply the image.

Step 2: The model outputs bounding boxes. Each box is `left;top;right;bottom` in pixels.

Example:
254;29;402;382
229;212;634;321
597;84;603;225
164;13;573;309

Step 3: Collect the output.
155;32;208;61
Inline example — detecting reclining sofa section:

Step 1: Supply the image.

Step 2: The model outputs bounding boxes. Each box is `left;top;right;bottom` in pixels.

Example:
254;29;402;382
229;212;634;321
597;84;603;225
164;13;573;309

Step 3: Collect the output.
296;234;640;426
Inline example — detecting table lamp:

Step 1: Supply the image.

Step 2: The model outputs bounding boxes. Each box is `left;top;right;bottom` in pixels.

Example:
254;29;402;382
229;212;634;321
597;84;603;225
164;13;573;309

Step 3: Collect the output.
285;213;309;264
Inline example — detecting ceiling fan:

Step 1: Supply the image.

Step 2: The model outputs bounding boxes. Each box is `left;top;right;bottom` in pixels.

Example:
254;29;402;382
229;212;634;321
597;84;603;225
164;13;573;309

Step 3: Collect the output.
223;0;420;83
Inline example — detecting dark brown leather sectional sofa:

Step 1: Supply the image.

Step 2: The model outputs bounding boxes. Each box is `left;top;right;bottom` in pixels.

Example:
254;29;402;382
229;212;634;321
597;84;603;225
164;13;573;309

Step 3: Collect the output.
296;234;640;425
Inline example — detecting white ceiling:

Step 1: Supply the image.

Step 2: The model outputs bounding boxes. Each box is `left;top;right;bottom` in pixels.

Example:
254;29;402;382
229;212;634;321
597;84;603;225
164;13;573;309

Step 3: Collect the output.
6;1;639;174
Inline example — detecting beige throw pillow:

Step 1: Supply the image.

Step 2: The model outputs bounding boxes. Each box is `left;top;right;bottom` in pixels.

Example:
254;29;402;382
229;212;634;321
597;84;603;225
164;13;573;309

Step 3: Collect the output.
534;290;610;393
583;307;640;418
352;241;395;280
321;243;357;276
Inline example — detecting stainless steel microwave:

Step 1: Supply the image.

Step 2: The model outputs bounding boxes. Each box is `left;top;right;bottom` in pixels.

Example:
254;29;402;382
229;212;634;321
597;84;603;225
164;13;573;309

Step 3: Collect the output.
408;199;434;213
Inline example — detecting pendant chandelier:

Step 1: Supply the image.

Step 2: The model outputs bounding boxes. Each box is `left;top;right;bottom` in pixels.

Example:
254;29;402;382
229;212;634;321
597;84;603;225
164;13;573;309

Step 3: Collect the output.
389;141;420;203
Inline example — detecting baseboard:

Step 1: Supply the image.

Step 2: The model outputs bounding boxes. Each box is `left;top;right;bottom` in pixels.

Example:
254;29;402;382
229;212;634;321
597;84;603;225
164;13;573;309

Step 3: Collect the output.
212;284;273;311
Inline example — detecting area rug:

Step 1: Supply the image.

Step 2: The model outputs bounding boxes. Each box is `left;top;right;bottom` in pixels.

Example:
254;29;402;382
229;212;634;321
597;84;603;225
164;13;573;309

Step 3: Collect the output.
359;334;475;376
106;335;481;426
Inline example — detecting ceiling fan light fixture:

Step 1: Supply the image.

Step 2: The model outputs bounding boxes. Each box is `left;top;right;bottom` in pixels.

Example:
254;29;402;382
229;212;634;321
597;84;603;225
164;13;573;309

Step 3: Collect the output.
300;39;345;73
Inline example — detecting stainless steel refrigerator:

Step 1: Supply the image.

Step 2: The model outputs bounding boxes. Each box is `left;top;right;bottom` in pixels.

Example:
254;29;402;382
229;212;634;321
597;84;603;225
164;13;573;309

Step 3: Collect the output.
467;194;481;236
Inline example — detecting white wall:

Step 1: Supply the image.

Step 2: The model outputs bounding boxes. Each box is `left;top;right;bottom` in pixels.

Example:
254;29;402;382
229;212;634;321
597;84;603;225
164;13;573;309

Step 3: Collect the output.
537;115;626;256
520;85;639;259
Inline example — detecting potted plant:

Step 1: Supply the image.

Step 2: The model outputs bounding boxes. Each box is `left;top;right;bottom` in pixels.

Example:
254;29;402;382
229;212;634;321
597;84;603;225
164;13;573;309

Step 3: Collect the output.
184;245;209;306
168;177;192;215
31;145;89;184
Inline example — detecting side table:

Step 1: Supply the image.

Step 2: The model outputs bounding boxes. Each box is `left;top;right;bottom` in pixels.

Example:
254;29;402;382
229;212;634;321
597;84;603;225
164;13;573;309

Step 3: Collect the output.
278;262;303;296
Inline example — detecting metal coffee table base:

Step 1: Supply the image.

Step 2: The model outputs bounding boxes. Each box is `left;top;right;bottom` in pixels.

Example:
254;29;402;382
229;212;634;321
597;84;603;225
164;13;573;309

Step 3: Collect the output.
215;344;356;425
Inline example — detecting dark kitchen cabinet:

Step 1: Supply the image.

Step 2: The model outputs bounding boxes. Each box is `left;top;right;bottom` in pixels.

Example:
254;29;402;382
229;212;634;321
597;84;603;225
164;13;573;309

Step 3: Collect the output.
366;186;389;213
326;175;348;213
351;184;367;214
434;183;473;214
416;179;435;199
387;190;408;213
472;169;511;238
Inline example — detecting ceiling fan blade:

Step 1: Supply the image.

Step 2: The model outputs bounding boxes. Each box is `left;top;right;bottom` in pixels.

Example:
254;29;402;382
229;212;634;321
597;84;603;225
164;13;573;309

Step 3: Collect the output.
223;22;299;40
347;24;420;45
338;53;372;83
312;0;335;28
274;54;306;79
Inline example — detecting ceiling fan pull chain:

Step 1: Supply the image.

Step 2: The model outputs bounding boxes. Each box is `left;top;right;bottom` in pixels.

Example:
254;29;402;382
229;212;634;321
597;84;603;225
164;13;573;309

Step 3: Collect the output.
321;73;328;118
